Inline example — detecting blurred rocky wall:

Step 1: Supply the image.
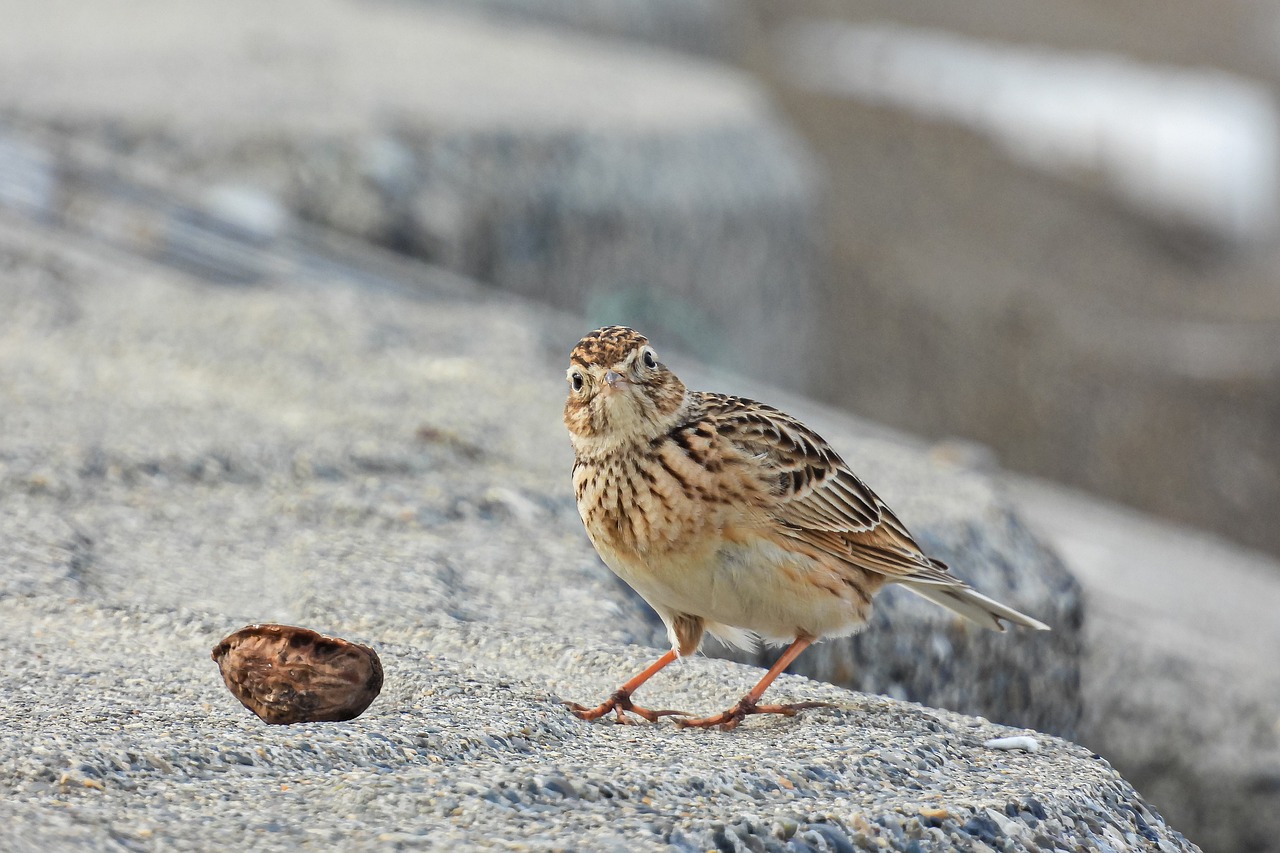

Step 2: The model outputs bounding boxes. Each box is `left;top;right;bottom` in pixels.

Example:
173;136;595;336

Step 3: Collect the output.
736;1;1280;561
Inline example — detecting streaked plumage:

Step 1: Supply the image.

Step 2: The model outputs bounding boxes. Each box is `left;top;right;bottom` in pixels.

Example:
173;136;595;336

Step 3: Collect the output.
564;326;1048;729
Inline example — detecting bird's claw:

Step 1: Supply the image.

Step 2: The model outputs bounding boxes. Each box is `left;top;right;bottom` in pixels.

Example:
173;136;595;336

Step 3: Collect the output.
565;690;690;724
675;698;832;731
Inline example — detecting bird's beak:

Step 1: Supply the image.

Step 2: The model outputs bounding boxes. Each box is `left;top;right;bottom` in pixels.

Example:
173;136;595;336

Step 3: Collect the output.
603;370;628;392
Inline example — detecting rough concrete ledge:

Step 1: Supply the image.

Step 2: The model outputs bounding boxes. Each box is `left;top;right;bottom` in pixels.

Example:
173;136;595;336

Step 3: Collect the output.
1012;479;1280;853
0;598;1193;852
0;174;1169;847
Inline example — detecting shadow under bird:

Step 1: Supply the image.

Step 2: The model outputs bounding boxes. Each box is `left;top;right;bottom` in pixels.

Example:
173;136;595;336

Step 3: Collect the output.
563;326;1049;730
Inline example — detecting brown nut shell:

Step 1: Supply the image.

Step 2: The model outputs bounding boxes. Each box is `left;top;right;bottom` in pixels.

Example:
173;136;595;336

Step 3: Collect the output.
211;624;383;725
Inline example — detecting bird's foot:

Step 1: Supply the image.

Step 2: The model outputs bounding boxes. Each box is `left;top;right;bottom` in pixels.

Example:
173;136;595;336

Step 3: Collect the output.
566;689;689;725
674;697;832;731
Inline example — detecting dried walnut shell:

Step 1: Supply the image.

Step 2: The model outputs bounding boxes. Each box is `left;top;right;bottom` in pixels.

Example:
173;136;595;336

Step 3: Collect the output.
211;624;384;725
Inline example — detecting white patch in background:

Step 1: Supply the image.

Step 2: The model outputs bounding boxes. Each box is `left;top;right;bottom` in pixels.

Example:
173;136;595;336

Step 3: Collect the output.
984;735;1041;752
779;19;1280;244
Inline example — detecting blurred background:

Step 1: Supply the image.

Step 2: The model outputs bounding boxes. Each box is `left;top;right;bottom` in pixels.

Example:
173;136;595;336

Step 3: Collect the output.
5;0;1276;557
439;0;1280;562
2;1;1277;850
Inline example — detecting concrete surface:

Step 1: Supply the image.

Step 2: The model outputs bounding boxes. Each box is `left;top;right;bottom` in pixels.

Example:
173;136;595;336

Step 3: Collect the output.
0;1;1248;846
0;169;1183;849
1010;478;1280;853
0;598;1186;852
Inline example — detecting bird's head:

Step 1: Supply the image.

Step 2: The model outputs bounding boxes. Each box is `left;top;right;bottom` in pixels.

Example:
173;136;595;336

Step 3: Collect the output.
564;326;688;453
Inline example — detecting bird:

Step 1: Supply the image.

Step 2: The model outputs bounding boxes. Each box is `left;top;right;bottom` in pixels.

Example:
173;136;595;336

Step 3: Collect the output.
562;326;1050;730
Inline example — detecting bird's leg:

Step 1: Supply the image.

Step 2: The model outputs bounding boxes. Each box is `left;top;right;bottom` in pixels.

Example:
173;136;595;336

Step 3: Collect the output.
566;649;690;724
676;638;830;730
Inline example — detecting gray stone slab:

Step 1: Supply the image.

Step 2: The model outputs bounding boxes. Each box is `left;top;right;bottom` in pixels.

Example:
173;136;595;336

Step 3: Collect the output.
0;167;1145;847
0;0;822;394
0;596;1191;853
1011;478;1280;853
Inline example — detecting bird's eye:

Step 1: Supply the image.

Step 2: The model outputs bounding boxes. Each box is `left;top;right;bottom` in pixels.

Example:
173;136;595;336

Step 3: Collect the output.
642;349;657;370
570;371;585;392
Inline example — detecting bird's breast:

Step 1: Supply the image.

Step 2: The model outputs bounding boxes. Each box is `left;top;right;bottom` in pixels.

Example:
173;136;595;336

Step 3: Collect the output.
573;437;765;562
573;438;875;641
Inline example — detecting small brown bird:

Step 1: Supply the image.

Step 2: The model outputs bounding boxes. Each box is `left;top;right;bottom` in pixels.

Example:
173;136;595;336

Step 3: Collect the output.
563;326;1049;729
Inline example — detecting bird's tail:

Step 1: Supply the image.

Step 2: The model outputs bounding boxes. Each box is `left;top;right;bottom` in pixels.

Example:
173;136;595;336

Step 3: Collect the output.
902;581;1051;632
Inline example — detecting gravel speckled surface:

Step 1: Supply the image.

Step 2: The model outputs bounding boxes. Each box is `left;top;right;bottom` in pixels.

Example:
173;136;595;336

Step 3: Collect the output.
0;211;1195;850
1;598;1189;852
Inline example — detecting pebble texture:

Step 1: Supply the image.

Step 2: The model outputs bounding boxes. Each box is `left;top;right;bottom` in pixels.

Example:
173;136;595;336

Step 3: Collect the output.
0;167;1186;849
1;599;1189;853
1014;481;1280;853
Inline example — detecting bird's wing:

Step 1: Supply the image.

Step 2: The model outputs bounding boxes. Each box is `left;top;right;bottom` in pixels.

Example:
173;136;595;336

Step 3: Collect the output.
698;393;957;585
